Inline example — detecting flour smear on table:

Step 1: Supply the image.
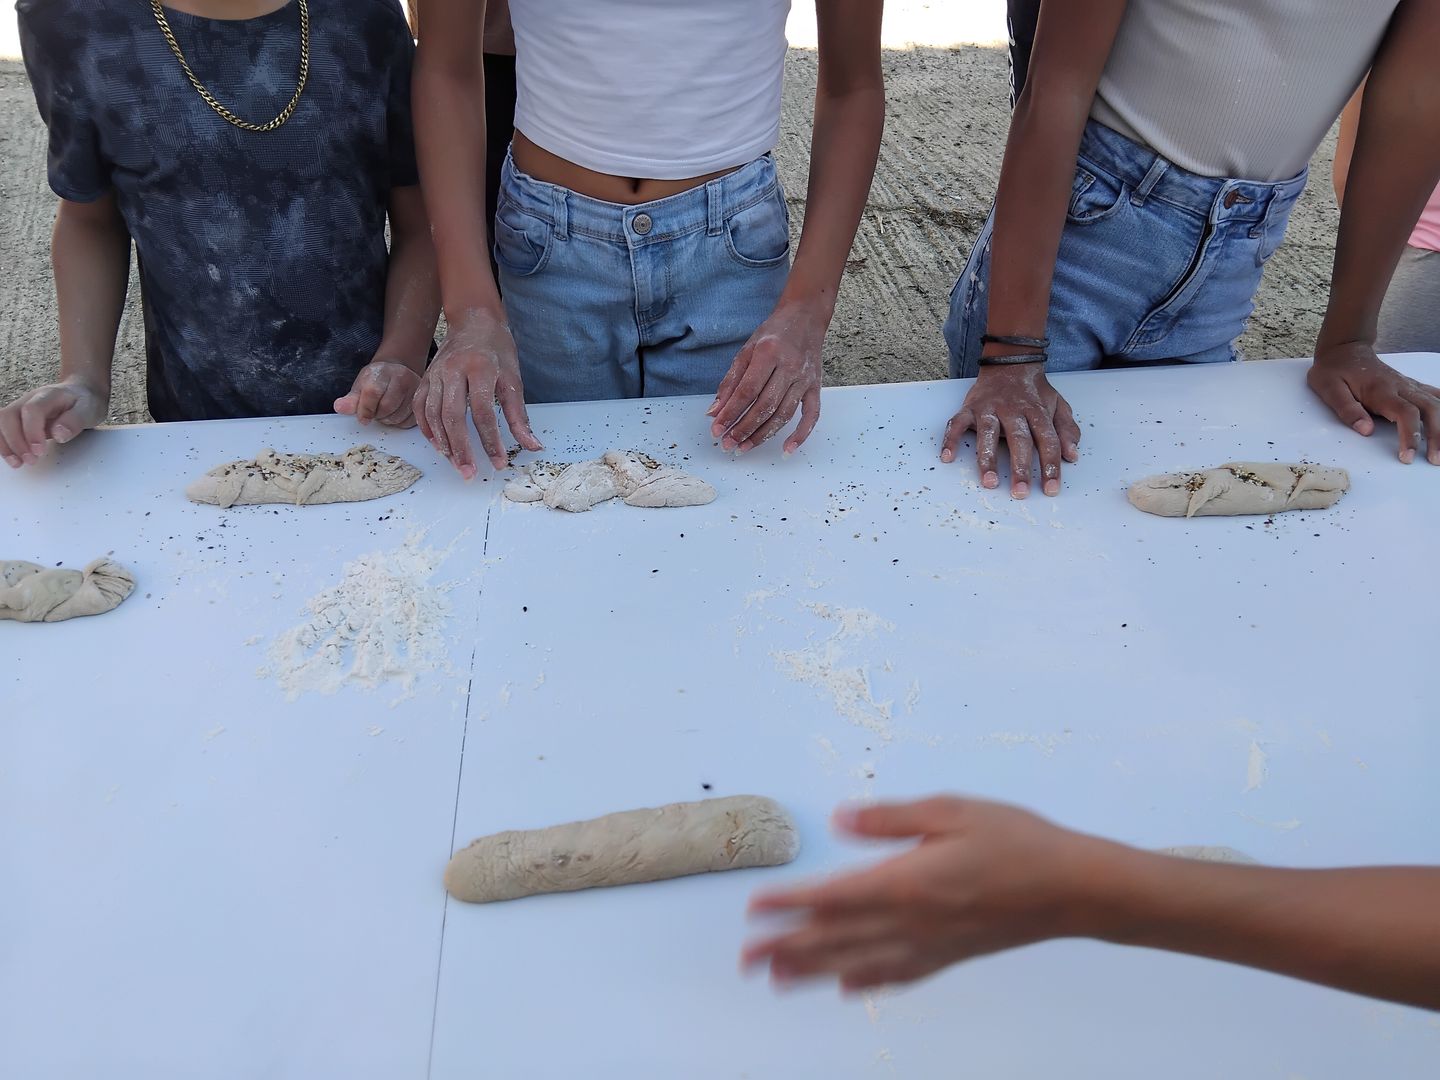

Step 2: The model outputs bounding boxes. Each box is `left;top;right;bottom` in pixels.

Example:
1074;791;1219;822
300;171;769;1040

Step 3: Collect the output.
261;530;462;701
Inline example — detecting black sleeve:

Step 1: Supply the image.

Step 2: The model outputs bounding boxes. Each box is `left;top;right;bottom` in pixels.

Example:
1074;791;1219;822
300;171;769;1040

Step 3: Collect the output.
18;6;111;202
383;6;420;188
1008;0;1043;106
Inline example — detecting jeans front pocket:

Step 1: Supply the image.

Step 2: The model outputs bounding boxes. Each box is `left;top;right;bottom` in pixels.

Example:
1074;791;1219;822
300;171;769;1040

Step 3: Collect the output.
1067;159;1128;225
1251;190;1300;268
493;201;555;278
724;188;791;268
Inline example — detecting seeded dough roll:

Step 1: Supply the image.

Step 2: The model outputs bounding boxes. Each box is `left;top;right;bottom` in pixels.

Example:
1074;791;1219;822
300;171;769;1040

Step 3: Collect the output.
1127;462;1349;518
444;795;800;903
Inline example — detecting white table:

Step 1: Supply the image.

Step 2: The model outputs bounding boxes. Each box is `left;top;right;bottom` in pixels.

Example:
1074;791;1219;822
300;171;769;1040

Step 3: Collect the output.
3;357;1438;1078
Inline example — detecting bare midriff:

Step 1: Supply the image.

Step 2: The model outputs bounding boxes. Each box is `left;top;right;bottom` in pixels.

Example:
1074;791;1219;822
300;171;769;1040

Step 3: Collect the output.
512;131;741;205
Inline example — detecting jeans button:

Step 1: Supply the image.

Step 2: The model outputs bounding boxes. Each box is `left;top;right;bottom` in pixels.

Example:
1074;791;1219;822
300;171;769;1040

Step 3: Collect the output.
632;213;653;236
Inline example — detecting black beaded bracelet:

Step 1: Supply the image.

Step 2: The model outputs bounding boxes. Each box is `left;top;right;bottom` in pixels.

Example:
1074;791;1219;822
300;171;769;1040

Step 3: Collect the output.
981;333;1051;349
977;352;1048;367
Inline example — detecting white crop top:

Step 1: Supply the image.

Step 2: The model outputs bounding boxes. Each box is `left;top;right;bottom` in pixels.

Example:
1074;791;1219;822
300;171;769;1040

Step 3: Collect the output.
508;0;793;179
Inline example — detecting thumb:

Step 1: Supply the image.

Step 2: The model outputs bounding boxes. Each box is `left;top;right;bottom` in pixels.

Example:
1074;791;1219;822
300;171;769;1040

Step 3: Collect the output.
1309;368;1372;435
334;392;358;415
835;797;967;839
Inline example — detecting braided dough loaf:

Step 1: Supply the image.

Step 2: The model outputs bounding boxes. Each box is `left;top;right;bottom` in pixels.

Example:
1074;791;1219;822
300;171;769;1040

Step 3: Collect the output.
0;557;135;623
445;795;799;903
1127;462;1349;518
503;449;716;512
186;445;421;508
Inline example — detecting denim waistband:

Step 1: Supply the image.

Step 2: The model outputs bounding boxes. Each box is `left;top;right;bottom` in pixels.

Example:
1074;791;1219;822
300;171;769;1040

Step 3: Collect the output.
499;149;781;244
1078;120;1307;225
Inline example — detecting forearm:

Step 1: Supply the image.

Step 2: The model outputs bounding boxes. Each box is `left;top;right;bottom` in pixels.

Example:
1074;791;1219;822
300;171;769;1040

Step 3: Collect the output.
781;85;884;318
1318;0;1440;350
1091;849;1440;1010
983;96;1091;353
413;28;502;323
51;200;128;399
377;197;442;374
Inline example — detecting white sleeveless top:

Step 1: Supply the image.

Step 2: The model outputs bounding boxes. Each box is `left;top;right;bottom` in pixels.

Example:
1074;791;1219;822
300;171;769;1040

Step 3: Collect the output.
1091;0;1399;181
509;0;793;179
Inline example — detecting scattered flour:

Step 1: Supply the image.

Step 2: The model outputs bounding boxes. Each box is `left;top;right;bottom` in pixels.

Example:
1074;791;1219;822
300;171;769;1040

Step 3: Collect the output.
1244;740;1268;792
980;730;1073;755
261;531;458;701
773;602;897;741
804;602;895;639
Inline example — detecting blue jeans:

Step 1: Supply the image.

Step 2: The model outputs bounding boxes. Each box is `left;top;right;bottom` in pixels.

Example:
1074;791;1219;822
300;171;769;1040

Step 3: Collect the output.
945;120;1306;379
495;150;791;402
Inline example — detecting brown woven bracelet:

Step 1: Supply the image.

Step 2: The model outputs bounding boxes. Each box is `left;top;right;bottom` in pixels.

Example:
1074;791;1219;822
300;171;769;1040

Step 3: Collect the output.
977;352;1048;367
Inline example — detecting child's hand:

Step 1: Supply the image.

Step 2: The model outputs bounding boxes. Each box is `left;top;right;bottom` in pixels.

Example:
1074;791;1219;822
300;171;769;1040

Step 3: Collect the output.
335;361;422;428
0;377;109;468
413;309;543;478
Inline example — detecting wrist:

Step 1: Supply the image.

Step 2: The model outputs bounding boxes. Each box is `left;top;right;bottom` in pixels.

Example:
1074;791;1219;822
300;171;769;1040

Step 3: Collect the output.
59;370;111;403
370;345;429;377
775;283;838;326
1055;836;1149;941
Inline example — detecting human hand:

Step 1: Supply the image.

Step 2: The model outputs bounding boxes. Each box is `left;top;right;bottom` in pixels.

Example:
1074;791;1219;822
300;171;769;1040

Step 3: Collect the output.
707;300;826;455
741;797;1118;992
335;360;423;428
1307;342;1440;465
412;309;542;478
0;376;109;468
940;364;1080;497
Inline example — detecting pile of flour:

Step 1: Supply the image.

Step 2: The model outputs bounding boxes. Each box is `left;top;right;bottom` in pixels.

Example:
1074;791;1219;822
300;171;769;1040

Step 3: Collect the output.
262;531;458;701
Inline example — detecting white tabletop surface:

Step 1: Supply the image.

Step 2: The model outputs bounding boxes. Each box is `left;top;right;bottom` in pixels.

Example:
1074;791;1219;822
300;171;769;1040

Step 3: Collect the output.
3;356;1438;1078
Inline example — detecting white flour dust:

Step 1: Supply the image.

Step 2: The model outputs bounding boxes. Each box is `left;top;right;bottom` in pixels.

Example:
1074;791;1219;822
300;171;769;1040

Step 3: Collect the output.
1244;740;1268;792
261;531;460;701
772;603;896;741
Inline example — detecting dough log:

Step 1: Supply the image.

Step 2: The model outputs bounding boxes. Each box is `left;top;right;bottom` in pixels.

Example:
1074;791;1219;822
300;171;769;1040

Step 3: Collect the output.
502;449;716;511
0;557;136;623
1127;462;1349;518
445;794;799;903
186;445;421;508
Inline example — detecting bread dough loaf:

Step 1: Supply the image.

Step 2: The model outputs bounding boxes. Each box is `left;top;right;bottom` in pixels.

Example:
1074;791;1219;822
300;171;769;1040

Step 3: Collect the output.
1156;845;1258;864
0;557;135;622
445;794;799;903
186;445;421;508
502;449;716;511
1128;462;1349;518
543;460;621;513
625;471;717;508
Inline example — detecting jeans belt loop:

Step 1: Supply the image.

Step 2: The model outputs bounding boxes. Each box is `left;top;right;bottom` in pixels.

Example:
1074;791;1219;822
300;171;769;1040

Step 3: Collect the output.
1130;156;1169;207
706;181;725;237
550;186;569;241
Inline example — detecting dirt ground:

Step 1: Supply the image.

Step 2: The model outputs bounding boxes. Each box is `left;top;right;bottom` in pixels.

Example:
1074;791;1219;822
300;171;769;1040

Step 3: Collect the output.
0;42;1340;426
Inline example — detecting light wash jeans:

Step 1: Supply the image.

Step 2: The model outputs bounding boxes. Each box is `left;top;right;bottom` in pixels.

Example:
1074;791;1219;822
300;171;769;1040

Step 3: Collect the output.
945;120;1306;378
495;150;791;402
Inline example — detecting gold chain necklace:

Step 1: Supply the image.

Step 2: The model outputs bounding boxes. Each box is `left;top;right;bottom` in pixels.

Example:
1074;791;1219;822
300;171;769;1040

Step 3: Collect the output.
149;0;310;133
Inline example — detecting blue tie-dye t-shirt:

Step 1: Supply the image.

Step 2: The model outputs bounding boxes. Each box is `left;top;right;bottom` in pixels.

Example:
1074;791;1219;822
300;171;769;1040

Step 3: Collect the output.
17;0;420;421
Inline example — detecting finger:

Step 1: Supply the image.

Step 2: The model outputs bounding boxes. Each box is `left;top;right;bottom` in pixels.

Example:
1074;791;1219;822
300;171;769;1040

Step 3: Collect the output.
440;378;477;477
1309;369;1374;436
467;386;506;472
354;374;387;425
713;355;775;438
726;372;787;450
708;349;752;423
975;414;1001;489
333;390;359;416
1028;410;1063;496
21;391;70;456
425;376;452;459
767;932;917;984
411;385;432;443
1377;396;1423;464
940;408;975;464
0;406;25;467
739;392;801;454
497;376;543;453
838;952;950;993
1054;398;1082;462
749;864;899;917
783;388;821;456
741;914;899;974
376;395;416;428
373;377;412;424
1413;394;1440;466
1004;415;1035;498
47;398;92;444
834;797;967;839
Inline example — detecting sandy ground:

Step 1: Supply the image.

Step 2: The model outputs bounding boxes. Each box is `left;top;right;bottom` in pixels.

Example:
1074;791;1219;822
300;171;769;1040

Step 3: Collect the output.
0;4;1340;426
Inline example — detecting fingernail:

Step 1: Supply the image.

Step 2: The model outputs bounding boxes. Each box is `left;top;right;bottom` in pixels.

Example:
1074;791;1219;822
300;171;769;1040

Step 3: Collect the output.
705;402;719;416
22;453;37;465
461;465;477;480
1044;479;1059;496
983;472;999;488
3;456;19;468
940;449;954;463
53;425;72;442
1401;448;1415;464
722;439;737;452
1014;483;1029;499
1352;420;1369;434
832;804;861;831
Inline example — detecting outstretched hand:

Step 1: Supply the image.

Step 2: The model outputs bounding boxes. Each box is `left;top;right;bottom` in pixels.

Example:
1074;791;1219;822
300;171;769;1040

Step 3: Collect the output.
708;300;825;455
1308;342;1440;465
742;797;1112;992
941;364;1080;497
